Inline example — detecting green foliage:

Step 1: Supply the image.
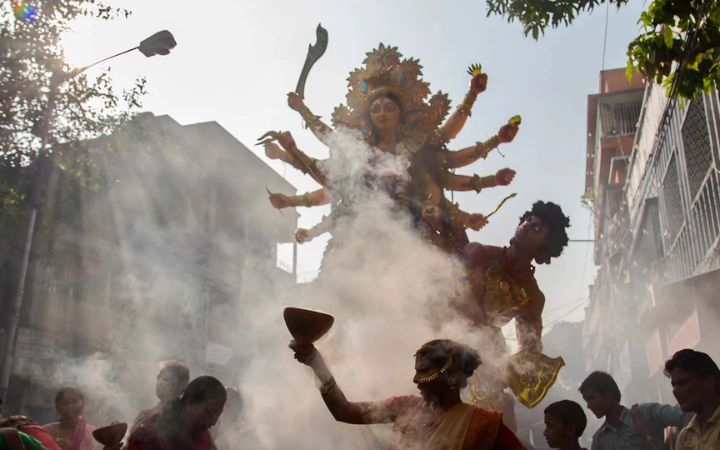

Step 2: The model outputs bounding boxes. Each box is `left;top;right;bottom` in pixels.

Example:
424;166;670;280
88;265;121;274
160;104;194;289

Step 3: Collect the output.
0;0;145;173
626;0;720;100
484;0;720;100
0;0;146;296
485;0;629;40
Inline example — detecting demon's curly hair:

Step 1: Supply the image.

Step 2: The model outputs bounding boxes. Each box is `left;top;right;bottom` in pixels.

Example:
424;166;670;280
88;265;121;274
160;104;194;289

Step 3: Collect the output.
519;201;570;264
415;339;481;389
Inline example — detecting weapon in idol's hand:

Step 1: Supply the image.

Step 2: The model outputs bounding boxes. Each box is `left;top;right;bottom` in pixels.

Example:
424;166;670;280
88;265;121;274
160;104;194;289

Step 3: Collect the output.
485;193;517;220
266;186;284;216
295;24;328;100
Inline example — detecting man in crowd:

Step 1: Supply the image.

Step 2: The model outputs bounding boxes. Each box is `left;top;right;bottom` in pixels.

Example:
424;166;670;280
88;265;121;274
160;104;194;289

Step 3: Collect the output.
580;371;684;450
666;349;720;450
129;361;189;435
290;337;526;450
544;400;587;450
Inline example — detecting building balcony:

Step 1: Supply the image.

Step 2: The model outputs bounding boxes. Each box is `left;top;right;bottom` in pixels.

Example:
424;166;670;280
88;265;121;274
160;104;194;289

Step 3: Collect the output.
598;90;645;138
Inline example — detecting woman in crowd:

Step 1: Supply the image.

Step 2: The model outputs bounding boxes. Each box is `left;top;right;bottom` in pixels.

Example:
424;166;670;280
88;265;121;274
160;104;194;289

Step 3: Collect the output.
44;387;101;450
126;376;226;450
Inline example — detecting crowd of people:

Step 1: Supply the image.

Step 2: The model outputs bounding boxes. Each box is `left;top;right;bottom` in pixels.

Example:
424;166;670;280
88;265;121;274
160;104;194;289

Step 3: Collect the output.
1;347;719;450
287;340;720;450
543;348;720;450
0;361;243;450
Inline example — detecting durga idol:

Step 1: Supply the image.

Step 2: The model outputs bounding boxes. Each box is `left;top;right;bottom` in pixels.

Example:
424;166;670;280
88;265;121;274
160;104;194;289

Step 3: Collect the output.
263;44;519;257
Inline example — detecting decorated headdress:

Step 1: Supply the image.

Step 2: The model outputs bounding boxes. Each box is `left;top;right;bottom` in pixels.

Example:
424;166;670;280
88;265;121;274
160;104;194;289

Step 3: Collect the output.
332;44;451;142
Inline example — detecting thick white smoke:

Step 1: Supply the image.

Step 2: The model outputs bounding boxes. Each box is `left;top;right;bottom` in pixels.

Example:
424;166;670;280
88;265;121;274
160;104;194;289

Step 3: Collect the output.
22;122;508;450
233;128;497;450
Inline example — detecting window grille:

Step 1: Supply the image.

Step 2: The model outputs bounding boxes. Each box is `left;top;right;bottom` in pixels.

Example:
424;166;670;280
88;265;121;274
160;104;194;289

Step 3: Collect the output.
681;99;714;200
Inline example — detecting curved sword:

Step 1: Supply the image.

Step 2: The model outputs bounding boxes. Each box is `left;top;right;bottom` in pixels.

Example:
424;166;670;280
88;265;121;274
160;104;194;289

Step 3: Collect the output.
295;24;328;100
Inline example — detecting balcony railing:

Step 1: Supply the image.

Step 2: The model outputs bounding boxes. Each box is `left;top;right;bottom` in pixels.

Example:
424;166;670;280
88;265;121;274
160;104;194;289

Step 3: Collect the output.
650;92;720;281
599;90;645;137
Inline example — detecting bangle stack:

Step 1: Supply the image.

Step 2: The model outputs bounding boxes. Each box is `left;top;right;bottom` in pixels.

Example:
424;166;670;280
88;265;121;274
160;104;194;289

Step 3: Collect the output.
289;192;313;208
300;107;321;127
474;135;500;159
457;92;477;117
469;174;496;193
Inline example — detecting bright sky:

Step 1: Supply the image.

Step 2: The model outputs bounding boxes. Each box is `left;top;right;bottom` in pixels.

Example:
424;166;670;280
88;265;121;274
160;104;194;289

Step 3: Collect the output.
61;0;648;327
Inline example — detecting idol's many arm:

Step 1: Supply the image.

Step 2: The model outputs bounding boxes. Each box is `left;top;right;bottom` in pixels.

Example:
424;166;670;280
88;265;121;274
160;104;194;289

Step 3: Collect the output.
438;90;478;143
445;168;516;193
448;136;501;169
288;92;336;145
290;189;328;208
446;173;496;192
440;120;518;170
441;198;488;231
437;71;487;142
515;291;545;354
269;189;329;211
264;135;328;187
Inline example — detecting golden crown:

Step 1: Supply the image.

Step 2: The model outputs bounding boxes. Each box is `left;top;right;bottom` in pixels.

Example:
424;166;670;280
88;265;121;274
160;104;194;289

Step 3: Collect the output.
331;44;451;140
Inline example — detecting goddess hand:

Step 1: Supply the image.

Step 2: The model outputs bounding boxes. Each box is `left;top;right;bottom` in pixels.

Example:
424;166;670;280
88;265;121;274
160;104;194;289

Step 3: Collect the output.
265;141;286;160
289;340;317;366
465;214;488;231
287;92;305;112
494;168;516;186
269;193;291;209
295;228;313;244
497;123;518;143
470;73;488;95
277;131;297;151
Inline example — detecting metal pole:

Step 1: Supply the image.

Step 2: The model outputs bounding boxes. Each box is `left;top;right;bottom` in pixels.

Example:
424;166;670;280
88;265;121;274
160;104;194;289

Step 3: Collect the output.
0;74;57;400
0;33;174;400
0;208;37;400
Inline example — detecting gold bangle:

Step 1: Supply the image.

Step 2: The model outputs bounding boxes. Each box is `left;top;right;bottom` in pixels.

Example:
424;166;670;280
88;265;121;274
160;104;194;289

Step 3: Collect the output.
289;193;312;207
458;104;472;117
300;107;321;126
457;92;477;117
469;174;496;193
474;135;500;159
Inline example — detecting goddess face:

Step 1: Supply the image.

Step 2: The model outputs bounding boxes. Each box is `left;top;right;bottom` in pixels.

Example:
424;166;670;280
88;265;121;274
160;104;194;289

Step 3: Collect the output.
369;96;401;136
